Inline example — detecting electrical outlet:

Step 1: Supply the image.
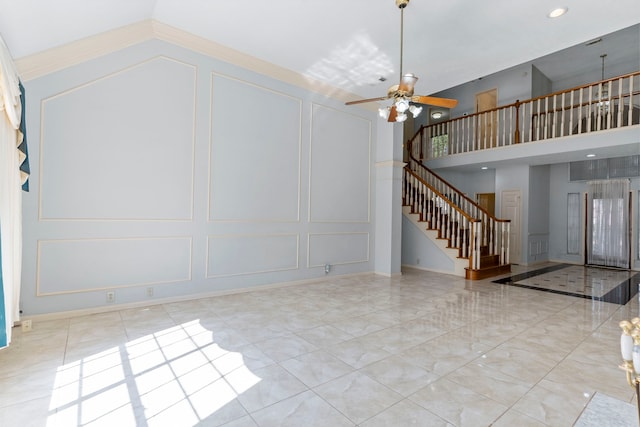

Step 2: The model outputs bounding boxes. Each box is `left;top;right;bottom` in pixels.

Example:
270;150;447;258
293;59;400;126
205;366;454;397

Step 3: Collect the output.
146;287;154;297
106;291;115;303
324;263;331;274
21;319;32;332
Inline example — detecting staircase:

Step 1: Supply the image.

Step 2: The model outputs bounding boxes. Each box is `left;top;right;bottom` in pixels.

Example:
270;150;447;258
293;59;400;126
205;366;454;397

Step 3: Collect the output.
403;141;511;280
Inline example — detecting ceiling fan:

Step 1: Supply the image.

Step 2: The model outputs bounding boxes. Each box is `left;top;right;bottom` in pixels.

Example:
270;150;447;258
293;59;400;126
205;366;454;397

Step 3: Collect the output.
345;0;457;122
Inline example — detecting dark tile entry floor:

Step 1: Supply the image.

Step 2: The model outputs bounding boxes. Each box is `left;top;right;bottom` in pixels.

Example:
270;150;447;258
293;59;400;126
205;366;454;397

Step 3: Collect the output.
493;263;640;305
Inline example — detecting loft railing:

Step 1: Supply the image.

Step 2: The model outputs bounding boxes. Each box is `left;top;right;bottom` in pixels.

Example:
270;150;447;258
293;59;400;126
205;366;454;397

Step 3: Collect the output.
409;71;640;161
404;142;510;274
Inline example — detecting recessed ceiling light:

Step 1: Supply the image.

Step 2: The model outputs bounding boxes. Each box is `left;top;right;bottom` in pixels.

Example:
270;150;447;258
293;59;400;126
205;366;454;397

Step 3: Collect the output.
548;7;568;18
481;166;488;170
586;154;596;157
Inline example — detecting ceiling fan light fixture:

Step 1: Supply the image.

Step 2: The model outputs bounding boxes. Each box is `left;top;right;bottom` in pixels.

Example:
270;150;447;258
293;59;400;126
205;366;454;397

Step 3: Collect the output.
378;107;391;120
343;0;458;122
395;98;410;113
409;104;422;118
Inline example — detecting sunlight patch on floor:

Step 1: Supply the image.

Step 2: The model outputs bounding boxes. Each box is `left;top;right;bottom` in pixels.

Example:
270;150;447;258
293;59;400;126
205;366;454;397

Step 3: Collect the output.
46;320;261;426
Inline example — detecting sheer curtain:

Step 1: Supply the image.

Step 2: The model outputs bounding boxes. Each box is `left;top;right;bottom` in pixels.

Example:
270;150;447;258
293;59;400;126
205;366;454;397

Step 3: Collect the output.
0;34;24;348
587;179;630;268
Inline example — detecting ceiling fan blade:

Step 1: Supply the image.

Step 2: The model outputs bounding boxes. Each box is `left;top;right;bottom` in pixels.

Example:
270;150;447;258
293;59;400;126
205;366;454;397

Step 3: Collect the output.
387;105;398;122
398;74;418;93
411;95;458;109
345;96;389;106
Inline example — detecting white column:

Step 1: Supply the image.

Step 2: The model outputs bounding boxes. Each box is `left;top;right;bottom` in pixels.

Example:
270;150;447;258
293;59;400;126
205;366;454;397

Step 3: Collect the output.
374;121;404;276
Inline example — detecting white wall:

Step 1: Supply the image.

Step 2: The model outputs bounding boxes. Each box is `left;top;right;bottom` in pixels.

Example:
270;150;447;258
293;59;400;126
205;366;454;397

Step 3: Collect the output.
434;169;496;200
427;65;533;120
531;65;552;99
401;217;454;273
527;165;550;264
21;39;378;316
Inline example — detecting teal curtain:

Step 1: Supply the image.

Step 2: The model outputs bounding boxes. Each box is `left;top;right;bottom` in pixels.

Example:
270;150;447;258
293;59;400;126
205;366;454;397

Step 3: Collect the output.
0;231;6;348
18;81;29;192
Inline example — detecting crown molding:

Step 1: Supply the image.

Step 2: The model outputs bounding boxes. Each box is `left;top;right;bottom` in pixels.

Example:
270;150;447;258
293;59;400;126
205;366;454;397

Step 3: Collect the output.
14;20;376;111
15;21;155;82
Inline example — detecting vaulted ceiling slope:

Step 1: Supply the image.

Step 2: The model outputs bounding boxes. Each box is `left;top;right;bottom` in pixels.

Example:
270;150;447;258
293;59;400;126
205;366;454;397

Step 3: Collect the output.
0;0;638;99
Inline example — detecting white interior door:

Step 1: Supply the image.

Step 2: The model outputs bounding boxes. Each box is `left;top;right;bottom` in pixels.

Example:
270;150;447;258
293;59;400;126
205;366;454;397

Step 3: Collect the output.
501;190;521;264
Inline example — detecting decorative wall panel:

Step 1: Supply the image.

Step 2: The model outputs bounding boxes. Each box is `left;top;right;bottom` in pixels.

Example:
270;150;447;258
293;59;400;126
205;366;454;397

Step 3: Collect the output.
209;74;301;222
37;237;192;295
309;104;371;222
207;234;299;277
40;57;196;220
308;232;369;267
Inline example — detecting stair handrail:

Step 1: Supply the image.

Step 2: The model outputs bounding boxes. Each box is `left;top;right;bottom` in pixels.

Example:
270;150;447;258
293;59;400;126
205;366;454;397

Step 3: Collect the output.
405;139;511;271
403;165;477;224
406;139;510;225
403;165;482;269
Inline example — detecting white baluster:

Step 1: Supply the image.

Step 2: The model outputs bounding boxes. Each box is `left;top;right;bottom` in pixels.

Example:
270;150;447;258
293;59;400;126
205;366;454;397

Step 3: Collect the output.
617;77;623;128
552;95;557;138
560;92;566;137
587;87;593;133
473;222;482;270
505;222;510;264
629;75;634;126
543;97;549;139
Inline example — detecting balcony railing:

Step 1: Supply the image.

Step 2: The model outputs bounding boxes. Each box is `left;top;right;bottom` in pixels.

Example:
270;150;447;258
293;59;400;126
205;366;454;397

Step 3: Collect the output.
409;71;640;161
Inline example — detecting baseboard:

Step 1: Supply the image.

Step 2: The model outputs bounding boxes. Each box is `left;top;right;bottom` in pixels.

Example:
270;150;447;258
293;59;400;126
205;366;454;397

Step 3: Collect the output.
18;271;375;324
401;264;461;277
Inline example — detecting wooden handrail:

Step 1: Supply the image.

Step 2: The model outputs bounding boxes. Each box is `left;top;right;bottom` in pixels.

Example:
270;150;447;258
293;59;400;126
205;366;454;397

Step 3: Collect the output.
413;70;639;159
406;139;509;224
425;85;638;131
403;159;511;274
530;90;640;117
404;164;478;224
526;71;639;104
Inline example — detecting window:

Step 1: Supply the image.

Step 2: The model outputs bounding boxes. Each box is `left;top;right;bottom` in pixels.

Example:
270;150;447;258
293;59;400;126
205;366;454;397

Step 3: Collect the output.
567;193;580;254
431;134;448;158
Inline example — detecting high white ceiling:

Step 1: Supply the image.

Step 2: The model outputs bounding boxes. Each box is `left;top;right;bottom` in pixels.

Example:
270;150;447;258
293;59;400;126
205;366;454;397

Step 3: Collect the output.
0;0;638;99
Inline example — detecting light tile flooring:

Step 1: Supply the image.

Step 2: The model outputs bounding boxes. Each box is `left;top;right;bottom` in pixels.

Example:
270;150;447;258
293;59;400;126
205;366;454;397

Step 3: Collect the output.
1;264;638;426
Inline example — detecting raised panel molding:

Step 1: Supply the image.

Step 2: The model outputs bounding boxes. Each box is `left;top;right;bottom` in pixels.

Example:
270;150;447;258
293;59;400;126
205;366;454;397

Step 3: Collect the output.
308;232;370;267
309;104;372;223
209;73;302;222
39;56;196;221
207;234;299;277
37;237;193;295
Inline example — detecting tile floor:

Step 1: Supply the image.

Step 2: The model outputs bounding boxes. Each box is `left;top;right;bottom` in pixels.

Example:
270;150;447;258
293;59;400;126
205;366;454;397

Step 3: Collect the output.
1;264;638;426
